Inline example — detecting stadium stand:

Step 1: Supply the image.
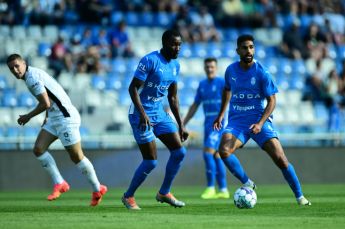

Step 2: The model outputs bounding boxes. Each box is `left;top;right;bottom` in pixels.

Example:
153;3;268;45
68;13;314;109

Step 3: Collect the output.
0;0;344;149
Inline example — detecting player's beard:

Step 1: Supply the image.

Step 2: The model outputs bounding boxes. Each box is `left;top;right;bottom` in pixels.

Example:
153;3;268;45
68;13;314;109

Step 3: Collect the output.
241;55;253;64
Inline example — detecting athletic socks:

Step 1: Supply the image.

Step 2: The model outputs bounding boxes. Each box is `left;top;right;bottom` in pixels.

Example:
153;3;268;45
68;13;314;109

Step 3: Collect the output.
222;154;249;184
203;153;216;187
215;156;227;190
281;163;303;198
124;159;157;198
37;151;64;185
159;147;186;195
76;157;101;192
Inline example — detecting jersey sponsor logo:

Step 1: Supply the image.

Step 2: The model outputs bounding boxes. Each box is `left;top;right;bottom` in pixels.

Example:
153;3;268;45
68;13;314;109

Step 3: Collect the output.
232;105;255;111
138;62;147;73
147;96;163;102
147;81;169;90
232;93;261;99
158;68;164;74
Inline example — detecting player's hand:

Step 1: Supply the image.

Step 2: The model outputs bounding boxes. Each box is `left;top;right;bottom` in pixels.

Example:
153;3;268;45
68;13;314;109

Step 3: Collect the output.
213;116;223;131
17;114;31;126
179;127;189;142
139;114;152;131
249;123;262;134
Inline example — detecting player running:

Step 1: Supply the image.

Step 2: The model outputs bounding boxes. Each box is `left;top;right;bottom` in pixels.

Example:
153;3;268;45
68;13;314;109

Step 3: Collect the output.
121;30;189;210
7;54;107;206
213;34;311;206
183;57;230;199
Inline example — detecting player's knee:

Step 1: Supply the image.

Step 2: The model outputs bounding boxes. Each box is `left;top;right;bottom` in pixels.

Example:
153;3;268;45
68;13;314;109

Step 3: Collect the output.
219;146;236;158
33;145;45;156
143;159;158;172
170;147;186;162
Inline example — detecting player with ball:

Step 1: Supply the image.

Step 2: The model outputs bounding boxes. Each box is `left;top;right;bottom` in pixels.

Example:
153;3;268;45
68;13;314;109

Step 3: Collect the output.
213;34;311;207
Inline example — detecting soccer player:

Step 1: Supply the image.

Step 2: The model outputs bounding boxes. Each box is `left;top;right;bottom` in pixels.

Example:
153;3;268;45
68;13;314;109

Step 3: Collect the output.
183;58;230;199
121;30;189;210
7;54;107;206
213;34;311;206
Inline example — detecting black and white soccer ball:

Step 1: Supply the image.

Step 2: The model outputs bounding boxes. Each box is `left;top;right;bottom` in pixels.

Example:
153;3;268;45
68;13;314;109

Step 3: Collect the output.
233;186;257;209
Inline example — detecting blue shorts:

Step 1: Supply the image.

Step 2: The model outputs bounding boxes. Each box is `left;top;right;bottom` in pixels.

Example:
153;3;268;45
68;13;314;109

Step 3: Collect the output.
222;121;278;148
204;125;222;150
129;113;178;144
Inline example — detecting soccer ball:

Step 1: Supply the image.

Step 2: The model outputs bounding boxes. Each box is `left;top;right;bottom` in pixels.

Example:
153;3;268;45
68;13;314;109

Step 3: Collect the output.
233;187;257;209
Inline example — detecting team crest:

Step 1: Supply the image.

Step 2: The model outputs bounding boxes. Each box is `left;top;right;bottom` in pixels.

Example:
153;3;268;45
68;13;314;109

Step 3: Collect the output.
251;77;256;85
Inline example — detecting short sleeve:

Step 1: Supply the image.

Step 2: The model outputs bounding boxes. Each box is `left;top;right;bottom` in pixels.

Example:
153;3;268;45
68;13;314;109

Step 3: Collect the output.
262;69;278;97
194;82;202;104
133;55;153;81
26;75;45;96
224;66;231;91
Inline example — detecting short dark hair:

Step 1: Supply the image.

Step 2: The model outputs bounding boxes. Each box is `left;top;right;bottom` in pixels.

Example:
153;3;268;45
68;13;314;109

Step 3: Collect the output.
204;57;217;64
7;54;23;64
237;34;255;47
162;29;181;44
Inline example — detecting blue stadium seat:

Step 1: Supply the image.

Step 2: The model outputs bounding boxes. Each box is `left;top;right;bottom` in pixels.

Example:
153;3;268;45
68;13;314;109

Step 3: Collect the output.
0;75;7;90
139;12;154;26
106;76;122;90
91;75;106;90
125;12;139;26
17;92;36;107
206;42;222;58
222;28;238;42
1;90;17;107
191;43;207;58
154;12;175;27
118;89;131;106
38;42;51;57
111;59;126;74
337;45;345;59
111;11;123;25
180;43;192;58
222;42;237;58
79;126;99;149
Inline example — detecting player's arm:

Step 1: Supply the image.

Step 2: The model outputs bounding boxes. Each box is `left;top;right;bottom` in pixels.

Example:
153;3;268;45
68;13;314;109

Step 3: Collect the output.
128;77;151;130
168;82;189;142
183;102;199;126
18;92;50;126
213;88;231;131
250;94;276;134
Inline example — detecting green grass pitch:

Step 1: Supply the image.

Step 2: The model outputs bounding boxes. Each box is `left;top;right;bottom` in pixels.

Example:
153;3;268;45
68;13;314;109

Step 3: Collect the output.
1;184;345;229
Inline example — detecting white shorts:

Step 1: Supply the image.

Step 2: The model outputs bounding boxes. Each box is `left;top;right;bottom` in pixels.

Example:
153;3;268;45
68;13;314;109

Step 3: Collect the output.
42;116;81;146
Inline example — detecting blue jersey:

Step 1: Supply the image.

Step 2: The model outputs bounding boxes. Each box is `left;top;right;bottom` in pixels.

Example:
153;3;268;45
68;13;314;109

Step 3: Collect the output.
194;77;225;126
224;61;278;127
129;51;180;117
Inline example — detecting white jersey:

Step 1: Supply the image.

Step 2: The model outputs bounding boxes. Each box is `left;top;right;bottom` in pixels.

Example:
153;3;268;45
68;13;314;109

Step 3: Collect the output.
24;66;79;119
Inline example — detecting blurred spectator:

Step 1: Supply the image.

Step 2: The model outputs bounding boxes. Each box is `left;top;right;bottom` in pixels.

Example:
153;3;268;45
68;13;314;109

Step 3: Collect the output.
108;20;134;58
76;46;102;74
30;0;65;26
172;5;195;42
0;0;17;25
77;0;112;25
48;36;72;78
280;20;308;59
93;28;111;58
304;23;327;60
303;59;328;102
190;6;220;42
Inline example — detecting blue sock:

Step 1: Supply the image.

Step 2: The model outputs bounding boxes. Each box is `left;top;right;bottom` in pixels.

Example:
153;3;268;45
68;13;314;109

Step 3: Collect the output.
203;153;216;187
215;156;227;190
159;147;186;195
222;154;249;184
281;163;303;198
124;160;157;197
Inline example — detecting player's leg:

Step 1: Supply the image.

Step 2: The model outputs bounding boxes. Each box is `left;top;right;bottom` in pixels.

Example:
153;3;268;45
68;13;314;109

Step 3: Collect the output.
58;120;106;206
254;121;310;205
219;130;255;189
156;131;186;207
201;147;217;199
122;115;158;210
34;128;70;201
262;138;311;205
214;151;229;198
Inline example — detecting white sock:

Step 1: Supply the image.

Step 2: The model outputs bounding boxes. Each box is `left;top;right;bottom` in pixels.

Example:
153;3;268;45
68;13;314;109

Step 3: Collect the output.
244;179;254;187
76;157;100;192
219;188;228;193
37;152;64;185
